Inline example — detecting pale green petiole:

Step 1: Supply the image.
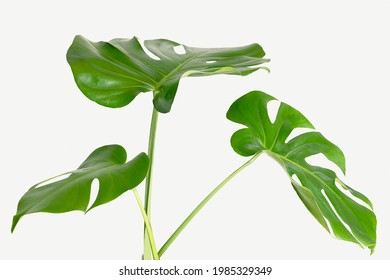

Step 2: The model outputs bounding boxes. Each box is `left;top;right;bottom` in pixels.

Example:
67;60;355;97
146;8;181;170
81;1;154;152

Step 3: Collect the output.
143;105;159;260
158;152;262;257
133;188;159;260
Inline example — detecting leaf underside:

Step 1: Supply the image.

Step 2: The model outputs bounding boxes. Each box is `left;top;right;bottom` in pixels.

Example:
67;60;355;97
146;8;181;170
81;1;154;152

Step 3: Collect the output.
227;91;376;253
12;145;149;232
66;35;269;113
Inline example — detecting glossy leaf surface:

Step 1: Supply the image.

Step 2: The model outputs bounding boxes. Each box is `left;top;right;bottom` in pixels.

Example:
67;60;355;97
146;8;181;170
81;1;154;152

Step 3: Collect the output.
227;91;376;252
12;145;149;232
67;36;269;113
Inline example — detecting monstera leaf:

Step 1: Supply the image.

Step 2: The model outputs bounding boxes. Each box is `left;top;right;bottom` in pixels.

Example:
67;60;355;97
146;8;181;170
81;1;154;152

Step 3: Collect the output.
12;145;149;232
67;35;269;113
227;91;376;252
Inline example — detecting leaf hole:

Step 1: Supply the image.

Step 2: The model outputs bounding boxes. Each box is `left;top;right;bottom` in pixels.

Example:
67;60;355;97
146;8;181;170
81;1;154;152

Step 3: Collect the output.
320;189;360;244
335;180;372;210
87;178;100;211
139;39;161;60
206;60;217;64
320;189;343;237
267;100;280;124
285;128;314;144
173;45;186;55
305;154;344;177
291;174;301;185
322;216;335;238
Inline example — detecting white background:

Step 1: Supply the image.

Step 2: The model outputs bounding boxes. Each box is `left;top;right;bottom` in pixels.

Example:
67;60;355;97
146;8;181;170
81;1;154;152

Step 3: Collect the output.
0;0;389;260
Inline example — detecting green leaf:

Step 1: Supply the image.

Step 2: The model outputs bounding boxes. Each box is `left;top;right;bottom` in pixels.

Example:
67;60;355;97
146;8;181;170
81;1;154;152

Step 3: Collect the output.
12;145;149;232
227;91;377;253
67;36;269;113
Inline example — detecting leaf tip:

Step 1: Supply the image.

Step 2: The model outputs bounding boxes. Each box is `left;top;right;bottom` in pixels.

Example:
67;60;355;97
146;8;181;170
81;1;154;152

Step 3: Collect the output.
11;215;21;233
84;206;94;215
259;66;271;73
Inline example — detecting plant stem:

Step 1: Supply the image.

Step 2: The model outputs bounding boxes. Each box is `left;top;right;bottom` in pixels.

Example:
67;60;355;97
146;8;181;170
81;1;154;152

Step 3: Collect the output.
158;152;262;257
143;106;159;260
145;107;159;215
133;188;159;260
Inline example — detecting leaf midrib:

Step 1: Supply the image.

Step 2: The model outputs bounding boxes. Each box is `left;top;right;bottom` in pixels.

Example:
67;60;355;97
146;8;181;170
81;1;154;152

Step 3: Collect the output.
154;52;205;91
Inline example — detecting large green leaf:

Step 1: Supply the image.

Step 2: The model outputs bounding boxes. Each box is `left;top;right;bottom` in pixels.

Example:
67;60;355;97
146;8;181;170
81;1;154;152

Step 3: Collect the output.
227;91;376;252
67;35;269;113
12;145;149;232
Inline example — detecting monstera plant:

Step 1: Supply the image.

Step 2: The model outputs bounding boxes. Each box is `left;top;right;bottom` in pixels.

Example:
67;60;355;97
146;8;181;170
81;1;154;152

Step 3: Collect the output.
12;35;376;259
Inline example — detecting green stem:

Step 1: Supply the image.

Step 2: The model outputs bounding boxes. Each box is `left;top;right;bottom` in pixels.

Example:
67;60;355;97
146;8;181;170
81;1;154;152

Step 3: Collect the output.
145;107;159;215
158;152;262;257
133;188;159;260
143;106;159;260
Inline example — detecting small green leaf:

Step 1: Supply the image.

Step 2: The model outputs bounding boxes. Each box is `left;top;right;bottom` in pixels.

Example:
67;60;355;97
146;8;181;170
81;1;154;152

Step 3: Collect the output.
12;145;149;232
67;36;269;113
227;91;377;252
